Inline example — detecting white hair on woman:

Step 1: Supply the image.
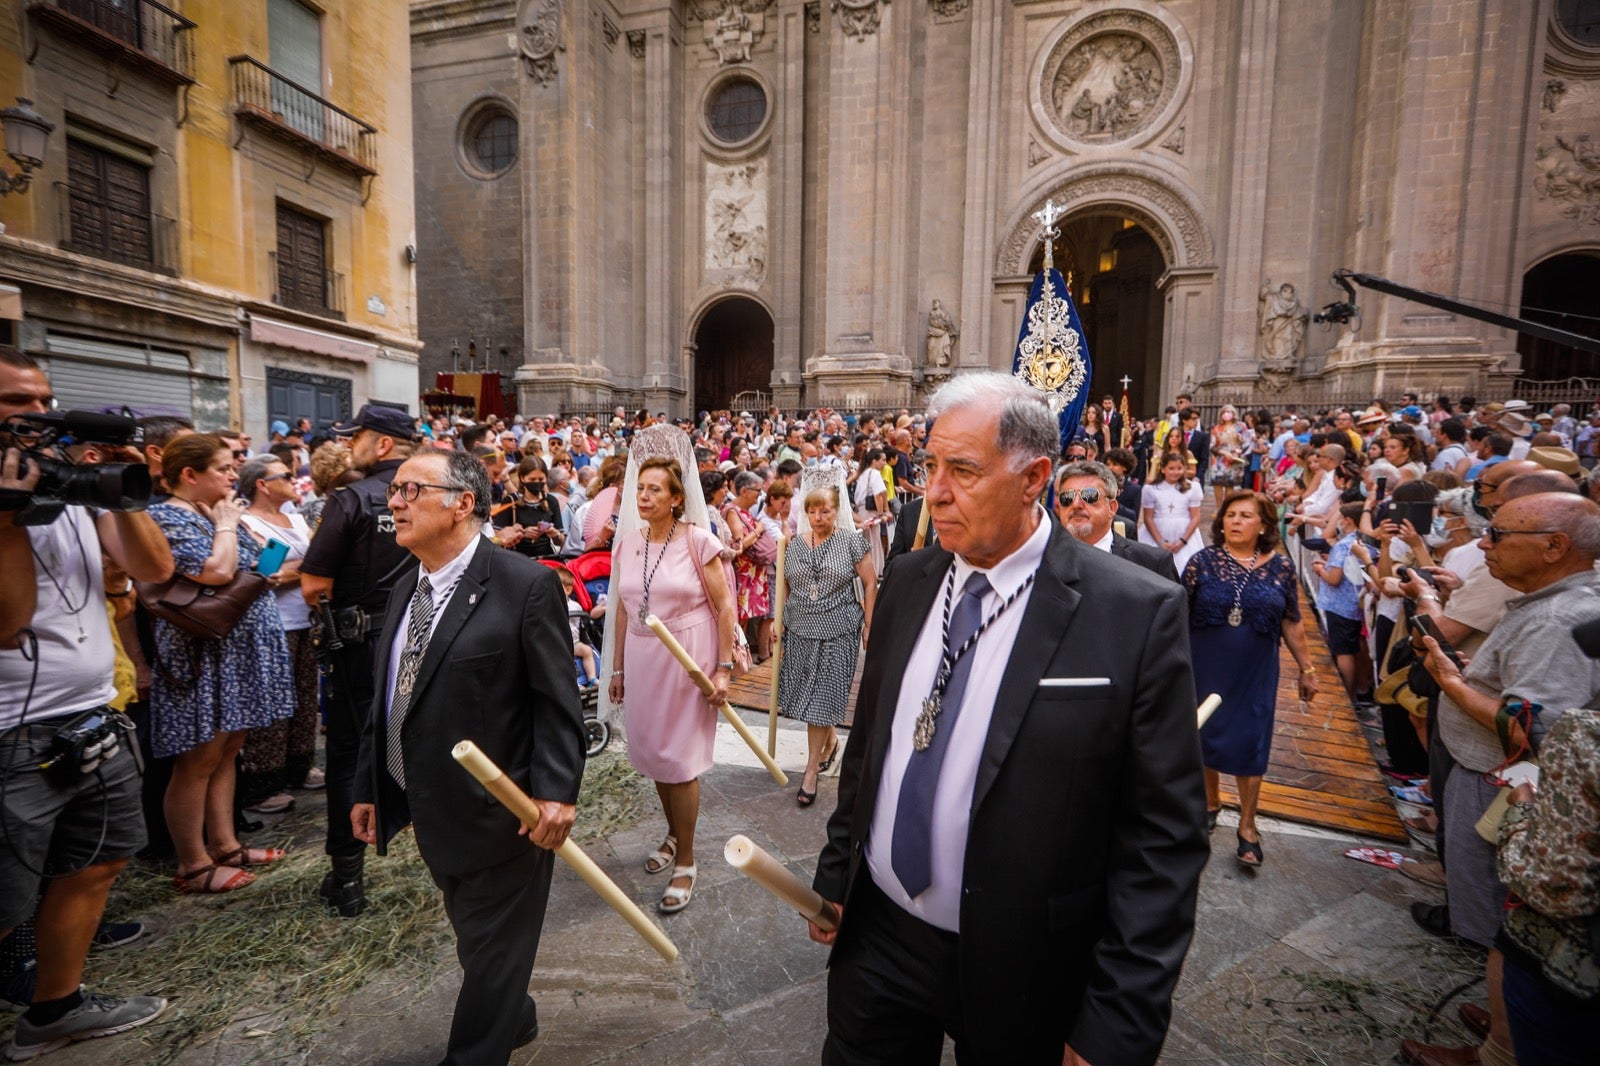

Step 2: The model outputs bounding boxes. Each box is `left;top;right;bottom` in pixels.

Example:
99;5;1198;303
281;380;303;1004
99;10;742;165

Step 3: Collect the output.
928;372;1058;471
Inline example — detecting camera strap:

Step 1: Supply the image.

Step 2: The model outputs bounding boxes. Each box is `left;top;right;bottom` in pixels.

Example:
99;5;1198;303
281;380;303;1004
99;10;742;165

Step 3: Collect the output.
0;488;29;510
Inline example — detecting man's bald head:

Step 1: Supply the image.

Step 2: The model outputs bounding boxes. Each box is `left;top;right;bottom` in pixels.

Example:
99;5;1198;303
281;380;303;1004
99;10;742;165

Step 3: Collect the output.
1500;470;1581;501
1492;494;1600;573
1479;459;1541;490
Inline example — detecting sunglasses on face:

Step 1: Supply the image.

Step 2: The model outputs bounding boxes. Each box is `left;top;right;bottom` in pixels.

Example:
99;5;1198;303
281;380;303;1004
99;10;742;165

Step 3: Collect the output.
385;481;455;502
1056;487;1104;505
260;473;292;484
1484;526;1559;544
232;449;249;459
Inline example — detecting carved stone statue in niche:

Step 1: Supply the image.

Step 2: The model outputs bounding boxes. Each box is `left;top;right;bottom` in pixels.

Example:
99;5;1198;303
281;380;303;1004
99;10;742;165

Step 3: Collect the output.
1259;280;1307;394
1051;34;1163;140
926;299;958;368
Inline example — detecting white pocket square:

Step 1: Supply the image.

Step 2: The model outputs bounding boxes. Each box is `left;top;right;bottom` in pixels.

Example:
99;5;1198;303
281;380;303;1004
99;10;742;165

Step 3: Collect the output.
1038;677;1112;688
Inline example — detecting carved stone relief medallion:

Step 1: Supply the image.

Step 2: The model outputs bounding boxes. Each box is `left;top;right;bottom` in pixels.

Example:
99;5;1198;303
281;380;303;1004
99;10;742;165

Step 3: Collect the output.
518;0;563;85
832;0;888;39
1032;5;1190;152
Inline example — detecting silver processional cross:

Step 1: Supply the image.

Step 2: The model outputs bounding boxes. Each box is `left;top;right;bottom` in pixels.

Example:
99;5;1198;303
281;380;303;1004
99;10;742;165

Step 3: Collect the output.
1032;198;1065;272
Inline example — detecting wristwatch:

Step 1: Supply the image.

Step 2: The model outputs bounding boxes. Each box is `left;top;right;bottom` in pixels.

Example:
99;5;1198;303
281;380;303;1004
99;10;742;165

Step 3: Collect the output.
715;661;735;672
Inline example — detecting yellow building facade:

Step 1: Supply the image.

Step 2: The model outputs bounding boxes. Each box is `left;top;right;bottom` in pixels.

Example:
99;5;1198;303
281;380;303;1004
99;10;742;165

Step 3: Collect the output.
0;0;420;435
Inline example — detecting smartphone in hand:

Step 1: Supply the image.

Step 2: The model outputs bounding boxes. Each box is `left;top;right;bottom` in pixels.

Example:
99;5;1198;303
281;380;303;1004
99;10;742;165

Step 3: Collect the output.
1412;613;1463;669
254;538;290;577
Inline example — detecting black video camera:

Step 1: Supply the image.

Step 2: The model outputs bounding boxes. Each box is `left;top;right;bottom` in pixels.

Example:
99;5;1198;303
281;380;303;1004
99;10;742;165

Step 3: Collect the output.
0;410;151;526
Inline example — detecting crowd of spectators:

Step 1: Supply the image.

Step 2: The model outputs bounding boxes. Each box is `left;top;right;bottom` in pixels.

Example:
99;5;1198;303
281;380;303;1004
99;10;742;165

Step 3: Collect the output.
4;352;1599;1060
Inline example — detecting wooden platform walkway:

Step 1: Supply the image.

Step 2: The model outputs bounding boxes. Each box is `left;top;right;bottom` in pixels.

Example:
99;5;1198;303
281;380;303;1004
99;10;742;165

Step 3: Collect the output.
729;577;1405;843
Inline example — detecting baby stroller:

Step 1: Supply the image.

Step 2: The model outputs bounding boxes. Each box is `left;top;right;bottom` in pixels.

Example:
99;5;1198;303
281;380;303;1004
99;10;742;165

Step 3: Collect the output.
542;558;611;757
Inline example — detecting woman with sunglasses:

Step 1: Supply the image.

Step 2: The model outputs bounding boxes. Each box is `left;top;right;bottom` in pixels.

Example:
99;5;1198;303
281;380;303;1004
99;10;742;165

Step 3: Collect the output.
235;456;322;809
147;435;293;894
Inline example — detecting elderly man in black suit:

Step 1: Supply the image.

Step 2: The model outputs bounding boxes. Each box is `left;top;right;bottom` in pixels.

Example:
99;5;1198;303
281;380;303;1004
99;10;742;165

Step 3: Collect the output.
351;448;586;1065
809;373;1208;1066
1055;461;1179;582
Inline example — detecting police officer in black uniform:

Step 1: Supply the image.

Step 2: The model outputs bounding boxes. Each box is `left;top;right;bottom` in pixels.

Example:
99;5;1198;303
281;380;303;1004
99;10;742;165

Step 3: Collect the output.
300;404;419;916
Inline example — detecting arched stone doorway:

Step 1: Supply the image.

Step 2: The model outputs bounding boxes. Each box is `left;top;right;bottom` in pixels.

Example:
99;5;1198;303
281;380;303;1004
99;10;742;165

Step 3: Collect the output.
1518;251;1600;381
1027;215;1167;419
994;163;1216;413
693;295;774;413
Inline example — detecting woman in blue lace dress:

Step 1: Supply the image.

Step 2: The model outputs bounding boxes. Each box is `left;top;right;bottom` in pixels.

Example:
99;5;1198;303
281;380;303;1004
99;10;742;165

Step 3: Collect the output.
1183;490;1318;869
147;435;294;894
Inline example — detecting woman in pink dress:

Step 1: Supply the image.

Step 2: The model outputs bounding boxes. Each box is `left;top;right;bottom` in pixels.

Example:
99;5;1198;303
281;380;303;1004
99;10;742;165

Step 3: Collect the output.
607;457;737;914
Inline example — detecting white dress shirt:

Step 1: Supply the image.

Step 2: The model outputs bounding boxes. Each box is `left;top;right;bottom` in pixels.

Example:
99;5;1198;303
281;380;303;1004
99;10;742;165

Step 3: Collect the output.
1091;527;1115;552
386;536;480;713
865;510;1051;932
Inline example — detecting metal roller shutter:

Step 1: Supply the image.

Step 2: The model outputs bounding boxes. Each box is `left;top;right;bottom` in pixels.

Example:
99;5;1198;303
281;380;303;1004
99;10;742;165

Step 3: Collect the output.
40;335;195;419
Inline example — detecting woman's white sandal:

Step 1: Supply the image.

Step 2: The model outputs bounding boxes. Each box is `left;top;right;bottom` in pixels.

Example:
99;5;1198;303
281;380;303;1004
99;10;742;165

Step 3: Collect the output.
658;865;697;914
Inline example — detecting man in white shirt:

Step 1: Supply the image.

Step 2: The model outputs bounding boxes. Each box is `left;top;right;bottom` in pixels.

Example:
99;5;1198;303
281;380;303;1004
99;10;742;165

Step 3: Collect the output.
0;348;176;1058
810;373;1205;1066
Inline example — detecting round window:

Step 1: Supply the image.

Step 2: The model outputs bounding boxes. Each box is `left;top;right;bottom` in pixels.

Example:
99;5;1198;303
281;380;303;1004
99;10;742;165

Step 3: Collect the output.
465;109;518;176
1557;0;1600;46
706;79;767;145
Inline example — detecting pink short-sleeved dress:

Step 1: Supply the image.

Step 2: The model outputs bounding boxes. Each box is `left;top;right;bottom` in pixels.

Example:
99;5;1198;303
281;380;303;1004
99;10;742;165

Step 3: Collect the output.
614;524;723;783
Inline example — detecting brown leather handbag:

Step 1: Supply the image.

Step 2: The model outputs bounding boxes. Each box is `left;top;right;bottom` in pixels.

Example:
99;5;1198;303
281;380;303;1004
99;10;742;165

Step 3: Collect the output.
135;570;268;641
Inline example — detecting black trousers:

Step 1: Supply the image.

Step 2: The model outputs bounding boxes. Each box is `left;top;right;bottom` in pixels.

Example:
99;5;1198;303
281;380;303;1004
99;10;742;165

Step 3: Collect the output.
324;639;376;859
823;877;966;1065
427;843;555;1066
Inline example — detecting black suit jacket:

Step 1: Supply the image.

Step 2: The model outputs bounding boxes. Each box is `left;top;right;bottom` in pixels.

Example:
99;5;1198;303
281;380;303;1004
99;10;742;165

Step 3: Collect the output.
815;525;1207;1066
1184;428;1210;483
354;537;587;876
885;495;936;562
1109;532;1181;582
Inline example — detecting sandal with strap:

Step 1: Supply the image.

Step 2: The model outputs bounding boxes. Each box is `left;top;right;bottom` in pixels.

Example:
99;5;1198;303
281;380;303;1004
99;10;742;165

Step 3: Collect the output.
644;835;678;875
173;863;255;894
1236;831;1264;868
818;738;841;774
211;845;288;868
658;865;697;914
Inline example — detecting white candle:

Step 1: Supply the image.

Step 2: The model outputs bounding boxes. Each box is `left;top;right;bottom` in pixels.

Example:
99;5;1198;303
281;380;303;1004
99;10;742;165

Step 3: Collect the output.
451;741;679;962
1196;693;1222;728
767;535;788;757
645;615;790;785
724;834;840;932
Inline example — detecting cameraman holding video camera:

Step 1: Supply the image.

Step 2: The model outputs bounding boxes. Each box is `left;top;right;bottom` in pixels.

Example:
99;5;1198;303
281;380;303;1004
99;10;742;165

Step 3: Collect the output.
0;346;175;1059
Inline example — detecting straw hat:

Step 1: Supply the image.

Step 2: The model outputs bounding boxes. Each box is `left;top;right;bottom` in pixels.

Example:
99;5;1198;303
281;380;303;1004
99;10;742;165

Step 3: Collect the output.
1355;407;1388;426
1500;411;1533;437
1528;446;1582;476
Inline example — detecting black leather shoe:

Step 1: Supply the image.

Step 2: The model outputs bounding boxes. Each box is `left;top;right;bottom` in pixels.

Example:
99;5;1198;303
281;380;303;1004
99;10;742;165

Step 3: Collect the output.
1410;901;1452;939
513;997;539;1048
318;857;367;918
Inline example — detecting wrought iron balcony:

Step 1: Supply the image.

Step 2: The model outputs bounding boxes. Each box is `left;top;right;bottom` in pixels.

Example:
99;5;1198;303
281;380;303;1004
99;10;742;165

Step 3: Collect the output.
56;181;177;275
269;250;345;320
229;56;378;176
27;0;195;84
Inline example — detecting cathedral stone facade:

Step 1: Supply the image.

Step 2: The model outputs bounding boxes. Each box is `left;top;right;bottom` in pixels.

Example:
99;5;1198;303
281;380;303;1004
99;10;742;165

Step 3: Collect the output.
411;0;1600;418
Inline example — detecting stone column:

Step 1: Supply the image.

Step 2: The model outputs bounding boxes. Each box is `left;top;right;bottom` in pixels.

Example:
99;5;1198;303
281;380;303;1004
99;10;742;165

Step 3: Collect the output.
958;0;1004;369
771;1;807;408
642;16;687;415
1214;0;1279;380
805;0;912;407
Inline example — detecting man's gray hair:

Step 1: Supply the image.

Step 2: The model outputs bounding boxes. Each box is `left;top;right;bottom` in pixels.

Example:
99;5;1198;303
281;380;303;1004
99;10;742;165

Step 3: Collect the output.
733;470;764;494
928;372;1058;471
1056;460;1118;498
1545;495;1600;558
418;448;492;523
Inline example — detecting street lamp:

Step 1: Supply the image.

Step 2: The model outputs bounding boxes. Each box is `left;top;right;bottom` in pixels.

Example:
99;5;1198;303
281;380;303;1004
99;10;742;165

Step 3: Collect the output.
0;99;54;197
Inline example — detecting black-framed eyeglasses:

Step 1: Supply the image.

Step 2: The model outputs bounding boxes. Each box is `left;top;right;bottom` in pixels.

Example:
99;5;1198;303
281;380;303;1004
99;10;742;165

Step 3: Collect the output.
1056;487;1104;505
386;480;455;502
1485;526;1560;544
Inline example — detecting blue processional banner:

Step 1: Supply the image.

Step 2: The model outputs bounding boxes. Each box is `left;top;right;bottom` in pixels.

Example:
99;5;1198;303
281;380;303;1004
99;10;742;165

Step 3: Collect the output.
1010;265;1093;451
